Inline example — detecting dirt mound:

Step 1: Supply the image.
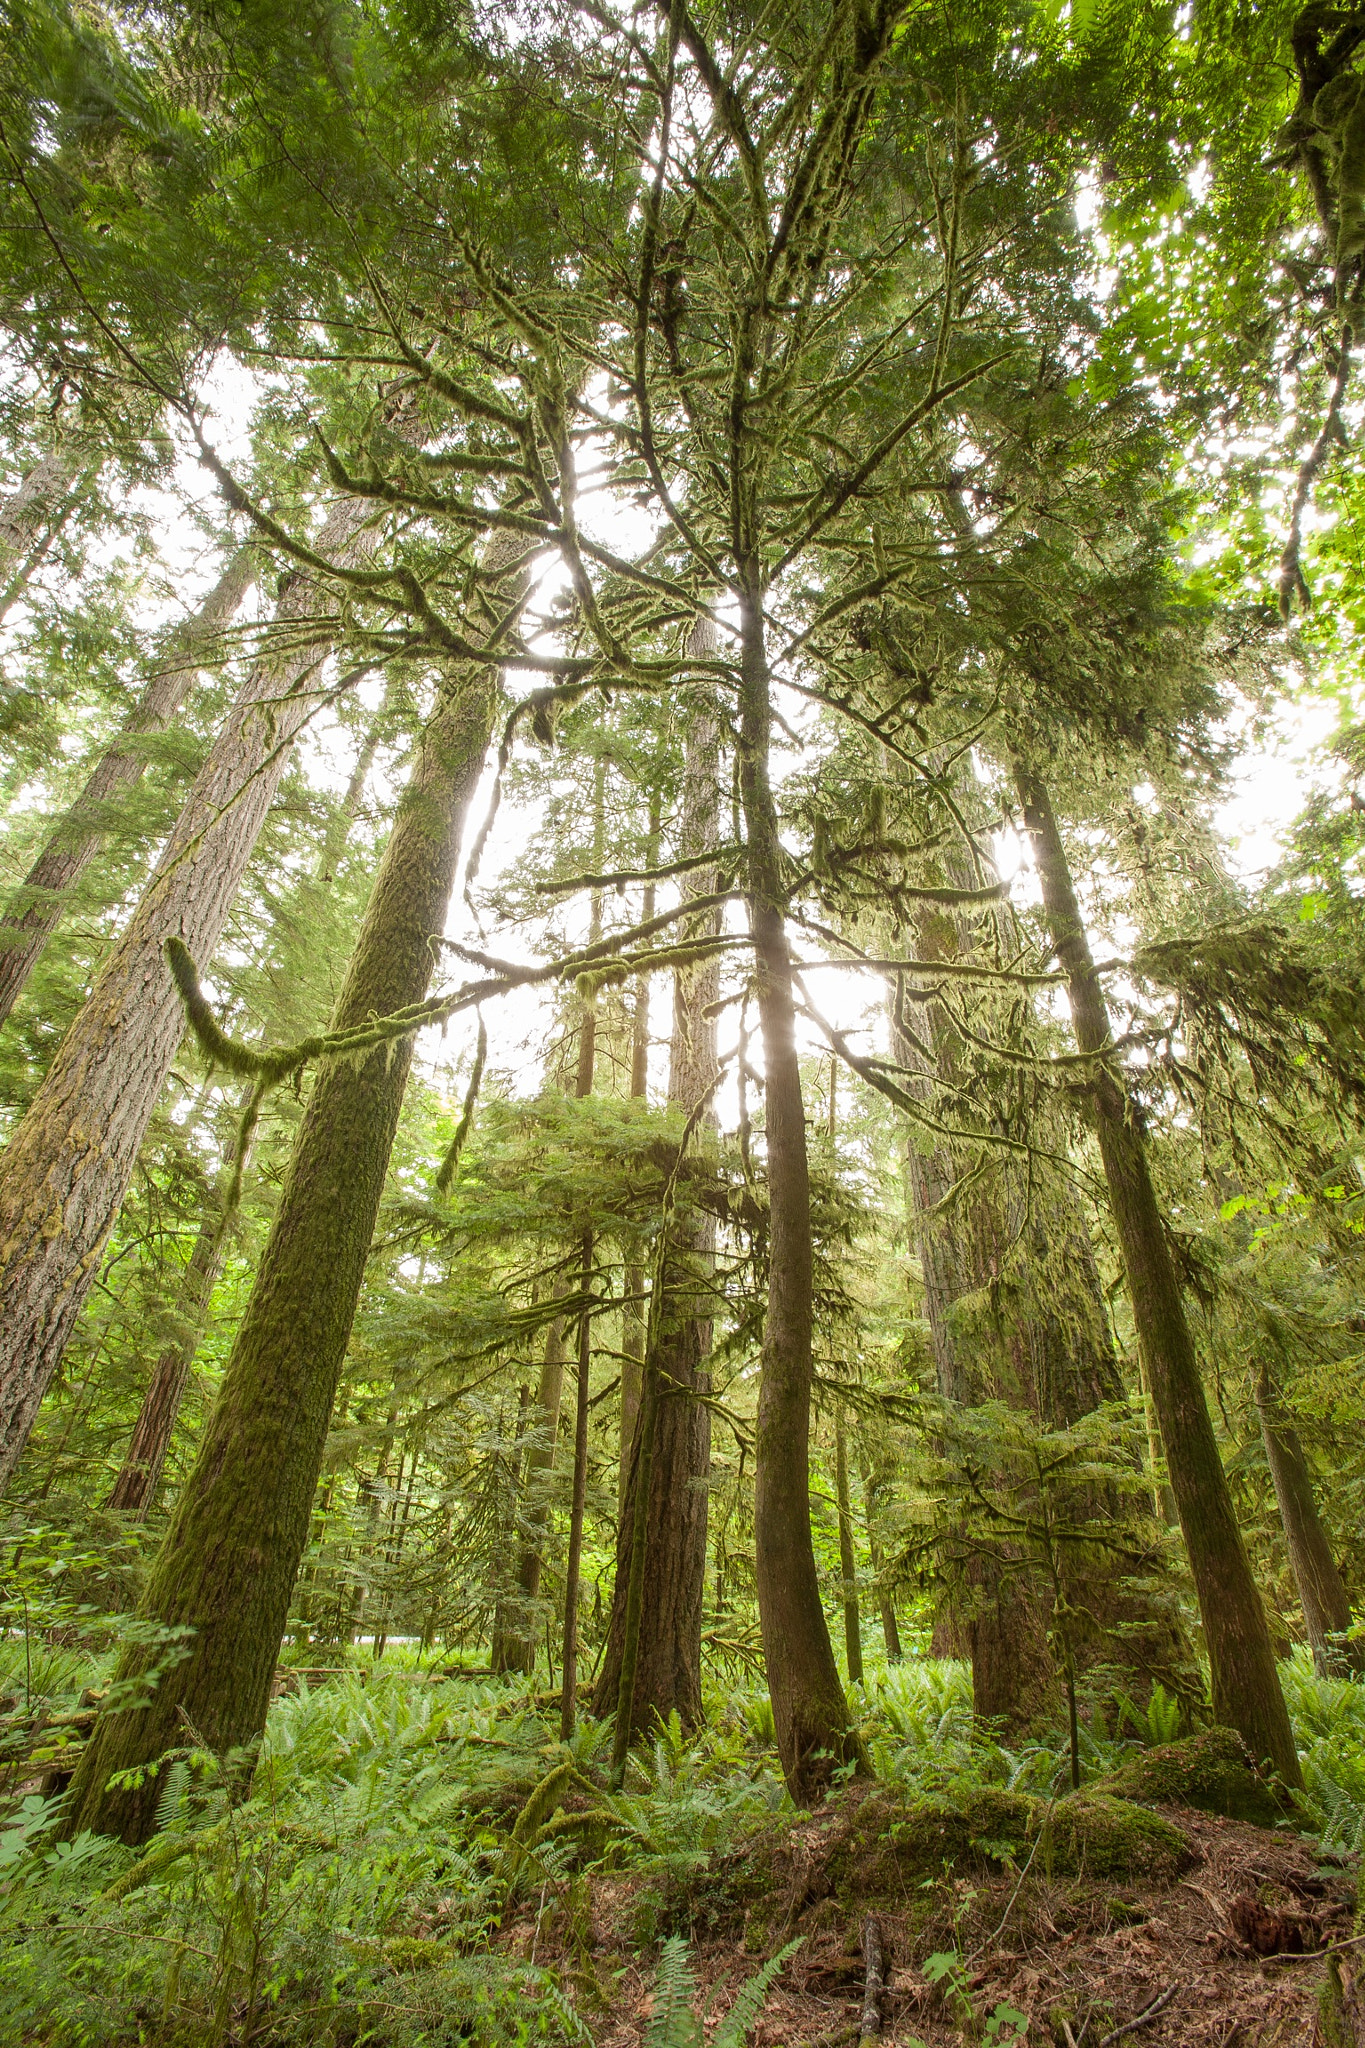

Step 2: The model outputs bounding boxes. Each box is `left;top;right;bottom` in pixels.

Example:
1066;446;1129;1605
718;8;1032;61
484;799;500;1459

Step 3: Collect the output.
505;1777;1359;2046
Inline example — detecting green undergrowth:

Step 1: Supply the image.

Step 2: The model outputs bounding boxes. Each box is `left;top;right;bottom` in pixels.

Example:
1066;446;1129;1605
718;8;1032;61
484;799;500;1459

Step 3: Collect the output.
0;1646;1361;2044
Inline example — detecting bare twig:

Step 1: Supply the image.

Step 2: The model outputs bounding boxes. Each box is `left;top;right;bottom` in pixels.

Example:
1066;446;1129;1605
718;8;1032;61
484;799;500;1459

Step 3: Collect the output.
1098;1981;1179;2046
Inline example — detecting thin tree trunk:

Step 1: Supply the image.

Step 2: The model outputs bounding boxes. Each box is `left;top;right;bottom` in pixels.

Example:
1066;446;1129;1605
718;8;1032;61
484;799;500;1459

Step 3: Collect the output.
1257;1363;1363;1677
0;487;390;1497
492;1311;568;1674
0;547;257;1028
61;536;523;1843
594;659;719;1739
560;756;606;1739
835;1406;864;1686
0;448;86;625
1014;760;1301;1787
105;1084;254;1519
739;579;858;1802
863;1465;903;1664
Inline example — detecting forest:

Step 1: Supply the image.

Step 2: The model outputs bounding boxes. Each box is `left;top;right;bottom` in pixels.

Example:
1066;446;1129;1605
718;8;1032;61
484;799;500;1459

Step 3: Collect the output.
2;0;1365;2042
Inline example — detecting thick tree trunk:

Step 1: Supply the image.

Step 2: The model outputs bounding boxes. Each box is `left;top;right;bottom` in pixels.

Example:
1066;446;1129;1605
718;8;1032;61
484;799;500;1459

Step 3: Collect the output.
739;581;858;1802
898;860;1193;1729
897;947;1058;1728
0;548;256;1028
0;448;86;624
107;712;384;1522
1257;1364;1363;1677
619;792;661;1513
61;542;521;1844
0;489;387;1497
1015;761;1301;1788
594;669;719;1740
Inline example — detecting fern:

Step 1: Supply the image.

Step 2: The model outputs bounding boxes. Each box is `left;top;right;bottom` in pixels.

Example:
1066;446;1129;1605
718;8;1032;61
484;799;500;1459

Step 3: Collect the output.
644;1935;801;2048
713;1939;802;2047
644;1935;700;2048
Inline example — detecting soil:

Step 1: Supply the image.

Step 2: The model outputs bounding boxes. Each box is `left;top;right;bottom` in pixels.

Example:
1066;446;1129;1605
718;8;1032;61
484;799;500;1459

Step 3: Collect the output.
500;1798;1358;2046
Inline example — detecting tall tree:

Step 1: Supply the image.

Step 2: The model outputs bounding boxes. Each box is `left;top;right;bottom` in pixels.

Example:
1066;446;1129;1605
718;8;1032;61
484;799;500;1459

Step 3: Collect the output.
594;668;720;1739
0;484;390;1496
63;530;528;1842
0;545;255;1028
1014;763;1302;1787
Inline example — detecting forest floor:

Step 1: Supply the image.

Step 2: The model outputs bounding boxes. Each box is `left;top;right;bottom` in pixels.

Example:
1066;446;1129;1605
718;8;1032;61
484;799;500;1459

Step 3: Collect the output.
3;1644;1363;2046
507;1791;1354;2046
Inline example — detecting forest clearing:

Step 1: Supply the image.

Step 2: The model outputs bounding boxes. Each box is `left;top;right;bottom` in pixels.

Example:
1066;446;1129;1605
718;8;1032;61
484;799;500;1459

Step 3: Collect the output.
2;0;1365;2042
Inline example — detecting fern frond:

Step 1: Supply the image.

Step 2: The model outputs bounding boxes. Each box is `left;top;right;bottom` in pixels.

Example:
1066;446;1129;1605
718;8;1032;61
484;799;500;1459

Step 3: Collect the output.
713;1937;801;2048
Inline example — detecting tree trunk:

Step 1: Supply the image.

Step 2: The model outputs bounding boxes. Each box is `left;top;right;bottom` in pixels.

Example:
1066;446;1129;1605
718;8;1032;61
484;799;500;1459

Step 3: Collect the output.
61;539;522;1844
559;756;605;1739
1014;760;1301;1788
593;660;719;1741
105;1085;254;1519
739;580;858;1802
619;790;661;1514
492;1309;567;1675
896;940;1058;1728
107;711;384;1521
0;547;256;1028
0;488;389;1498
0;447;86;624
835;1406;864;1685
1257;1363;1363;1677
897;852;1194;1729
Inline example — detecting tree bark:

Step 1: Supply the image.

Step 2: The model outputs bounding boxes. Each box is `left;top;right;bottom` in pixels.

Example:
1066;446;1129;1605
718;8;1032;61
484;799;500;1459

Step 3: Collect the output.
739;578;858;1802
0;488;388;1498
61;538;523;1844
105;1087;253;1519
619;790;661;1514
0;448;86;624
1257;1363;1363;1677
1014;760;1301;1787
560;754;605;1739
835;1406;864;1685
106;709;385;1522
492;1309;568;1675
0;548;256;1029
594;666;719;1740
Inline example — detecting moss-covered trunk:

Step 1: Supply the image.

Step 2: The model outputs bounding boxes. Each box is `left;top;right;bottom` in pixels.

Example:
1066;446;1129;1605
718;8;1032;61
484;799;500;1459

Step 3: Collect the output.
1015;761;1301;1788
0;547;256;1029
740;580;858;1803
0;490;386;1499
61;551;519;1844
594;669;719;1739
1257;1363;1363;1677
619;793;660;1514
897;830;1193;1728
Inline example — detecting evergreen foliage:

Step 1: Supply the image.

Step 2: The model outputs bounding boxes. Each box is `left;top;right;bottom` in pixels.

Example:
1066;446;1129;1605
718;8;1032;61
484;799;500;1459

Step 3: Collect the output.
0;0;1363;2037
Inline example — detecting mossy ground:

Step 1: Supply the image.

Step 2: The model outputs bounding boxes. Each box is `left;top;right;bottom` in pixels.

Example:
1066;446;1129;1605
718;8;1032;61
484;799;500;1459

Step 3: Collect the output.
1093;1724;1292;1828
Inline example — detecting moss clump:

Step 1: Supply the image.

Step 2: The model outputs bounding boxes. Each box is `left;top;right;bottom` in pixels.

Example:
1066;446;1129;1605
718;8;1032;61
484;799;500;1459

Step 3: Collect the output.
719;1779;1192;1940
1046;1793;1192;1881
1093;1726;1289;1828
